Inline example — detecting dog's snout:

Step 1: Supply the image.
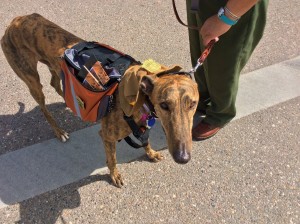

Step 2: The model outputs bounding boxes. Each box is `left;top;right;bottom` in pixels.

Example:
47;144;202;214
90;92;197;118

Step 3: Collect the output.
172;143;191;164
173;150;191;164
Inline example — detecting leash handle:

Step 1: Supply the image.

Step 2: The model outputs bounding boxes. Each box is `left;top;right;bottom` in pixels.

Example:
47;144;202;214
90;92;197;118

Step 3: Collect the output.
198;38;217;64
190;39;217;74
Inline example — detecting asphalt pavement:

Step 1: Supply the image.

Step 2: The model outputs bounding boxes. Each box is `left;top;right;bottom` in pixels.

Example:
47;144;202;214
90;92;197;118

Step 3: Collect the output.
0;0;299;223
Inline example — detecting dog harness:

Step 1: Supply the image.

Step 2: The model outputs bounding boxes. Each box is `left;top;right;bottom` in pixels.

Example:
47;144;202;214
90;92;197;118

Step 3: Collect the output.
122;98;159;148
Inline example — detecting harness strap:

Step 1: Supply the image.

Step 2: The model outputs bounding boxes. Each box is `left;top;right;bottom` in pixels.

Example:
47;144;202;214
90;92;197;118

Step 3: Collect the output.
156;71;193;79
123;115;149;148
74;42;123;66
124;136;148;149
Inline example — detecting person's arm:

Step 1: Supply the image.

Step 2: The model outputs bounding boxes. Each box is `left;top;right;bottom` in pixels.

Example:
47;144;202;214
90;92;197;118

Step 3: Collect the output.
200;0;259;46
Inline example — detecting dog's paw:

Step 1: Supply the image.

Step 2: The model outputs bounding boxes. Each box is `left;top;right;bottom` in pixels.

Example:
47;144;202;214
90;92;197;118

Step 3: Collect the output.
147;150;164;163
55;129;70;142
111;172;124;188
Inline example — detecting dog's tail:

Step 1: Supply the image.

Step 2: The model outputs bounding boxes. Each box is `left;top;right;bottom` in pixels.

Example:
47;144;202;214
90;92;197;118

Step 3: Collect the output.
16;102;25;116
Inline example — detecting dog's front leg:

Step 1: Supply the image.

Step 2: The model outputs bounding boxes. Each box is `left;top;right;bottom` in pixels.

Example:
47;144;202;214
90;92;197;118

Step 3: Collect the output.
99;130;124;187
144;141;164;162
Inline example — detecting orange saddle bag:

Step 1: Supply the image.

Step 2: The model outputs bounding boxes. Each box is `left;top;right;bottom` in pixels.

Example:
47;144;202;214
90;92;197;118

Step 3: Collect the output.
60;41;137;122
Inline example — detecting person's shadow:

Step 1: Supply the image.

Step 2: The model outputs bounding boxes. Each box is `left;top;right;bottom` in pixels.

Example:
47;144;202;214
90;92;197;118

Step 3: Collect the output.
15;174;110;224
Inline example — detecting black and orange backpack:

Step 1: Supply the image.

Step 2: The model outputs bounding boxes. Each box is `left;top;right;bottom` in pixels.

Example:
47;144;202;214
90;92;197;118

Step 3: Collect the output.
60;41;137;122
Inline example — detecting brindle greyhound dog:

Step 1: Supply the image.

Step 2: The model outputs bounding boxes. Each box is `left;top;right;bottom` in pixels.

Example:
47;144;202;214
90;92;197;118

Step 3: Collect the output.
1;13;199;187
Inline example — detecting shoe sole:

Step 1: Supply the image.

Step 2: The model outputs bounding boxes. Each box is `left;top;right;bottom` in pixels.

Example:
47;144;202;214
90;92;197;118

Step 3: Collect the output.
192;128;221;141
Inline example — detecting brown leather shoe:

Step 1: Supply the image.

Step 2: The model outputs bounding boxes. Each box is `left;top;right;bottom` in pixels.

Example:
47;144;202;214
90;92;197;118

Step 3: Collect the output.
192;121;222;141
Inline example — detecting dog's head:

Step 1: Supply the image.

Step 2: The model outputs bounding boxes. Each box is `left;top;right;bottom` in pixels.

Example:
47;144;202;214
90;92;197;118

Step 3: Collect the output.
140;73;199;164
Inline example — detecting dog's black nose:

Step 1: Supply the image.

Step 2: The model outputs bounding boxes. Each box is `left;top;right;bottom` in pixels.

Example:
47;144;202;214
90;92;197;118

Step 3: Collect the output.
173;150;191;164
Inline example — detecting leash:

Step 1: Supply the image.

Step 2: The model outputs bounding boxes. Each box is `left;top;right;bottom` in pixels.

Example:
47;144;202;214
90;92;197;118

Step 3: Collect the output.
156;39;216;81
171;0;201;30
171;0;217;77
189;39;217;75
156;37;216;80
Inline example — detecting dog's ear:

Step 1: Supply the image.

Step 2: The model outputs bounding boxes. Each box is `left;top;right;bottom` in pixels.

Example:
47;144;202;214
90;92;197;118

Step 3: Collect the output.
140;75;155;95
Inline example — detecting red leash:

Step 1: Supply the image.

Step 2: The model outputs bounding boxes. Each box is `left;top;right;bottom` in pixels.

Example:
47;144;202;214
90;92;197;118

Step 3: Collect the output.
190;38;218;74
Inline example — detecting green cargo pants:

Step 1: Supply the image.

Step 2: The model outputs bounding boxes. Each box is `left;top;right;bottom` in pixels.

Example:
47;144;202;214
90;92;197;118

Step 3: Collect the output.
186;0;268;126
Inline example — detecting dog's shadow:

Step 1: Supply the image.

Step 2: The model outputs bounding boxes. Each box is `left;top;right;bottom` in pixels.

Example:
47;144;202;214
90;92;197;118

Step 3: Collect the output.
0;101;204;223
0;101;93;155
0;102;168;224
0;101;167;215
15;174;110;224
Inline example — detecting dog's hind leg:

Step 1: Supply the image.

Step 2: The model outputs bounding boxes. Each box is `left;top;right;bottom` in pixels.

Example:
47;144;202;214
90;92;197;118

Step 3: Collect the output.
49;69;63;97
2;46;69;142
143;142;164;162
26;74;69;142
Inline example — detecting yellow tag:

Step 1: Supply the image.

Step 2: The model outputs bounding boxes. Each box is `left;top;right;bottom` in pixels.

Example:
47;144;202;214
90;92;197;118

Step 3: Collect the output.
142;59;162;73
76;96;85;109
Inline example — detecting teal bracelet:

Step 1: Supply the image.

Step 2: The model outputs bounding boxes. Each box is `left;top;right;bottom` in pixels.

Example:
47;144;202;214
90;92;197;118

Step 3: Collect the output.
224;6;240;20
217;7;238;25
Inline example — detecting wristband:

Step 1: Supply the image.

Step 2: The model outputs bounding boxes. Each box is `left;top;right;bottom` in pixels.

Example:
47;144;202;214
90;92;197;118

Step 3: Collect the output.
224;6;240;20
217;7;238;25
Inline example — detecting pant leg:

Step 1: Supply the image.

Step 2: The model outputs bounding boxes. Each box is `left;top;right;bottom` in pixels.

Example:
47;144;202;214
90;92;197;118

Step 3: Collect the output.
186;0;268;126
186;3;210;107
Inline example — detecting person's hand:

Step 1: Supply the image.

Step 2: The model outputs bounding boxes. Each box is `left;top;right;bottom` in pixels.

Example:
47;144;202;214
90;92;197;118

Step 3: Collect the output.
200;15;231;46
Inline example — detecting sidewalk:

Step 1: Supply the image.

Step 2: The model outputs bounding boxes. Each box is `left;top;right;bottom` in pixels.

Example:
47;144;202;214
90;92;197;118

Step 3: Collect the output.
1;0;299;222
1;56;299;209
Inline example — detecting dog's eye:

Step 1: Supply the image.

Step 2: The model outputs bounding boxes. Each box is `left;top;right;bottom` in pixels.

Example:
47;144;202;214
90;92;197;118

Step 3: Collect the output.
160;102;169;111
